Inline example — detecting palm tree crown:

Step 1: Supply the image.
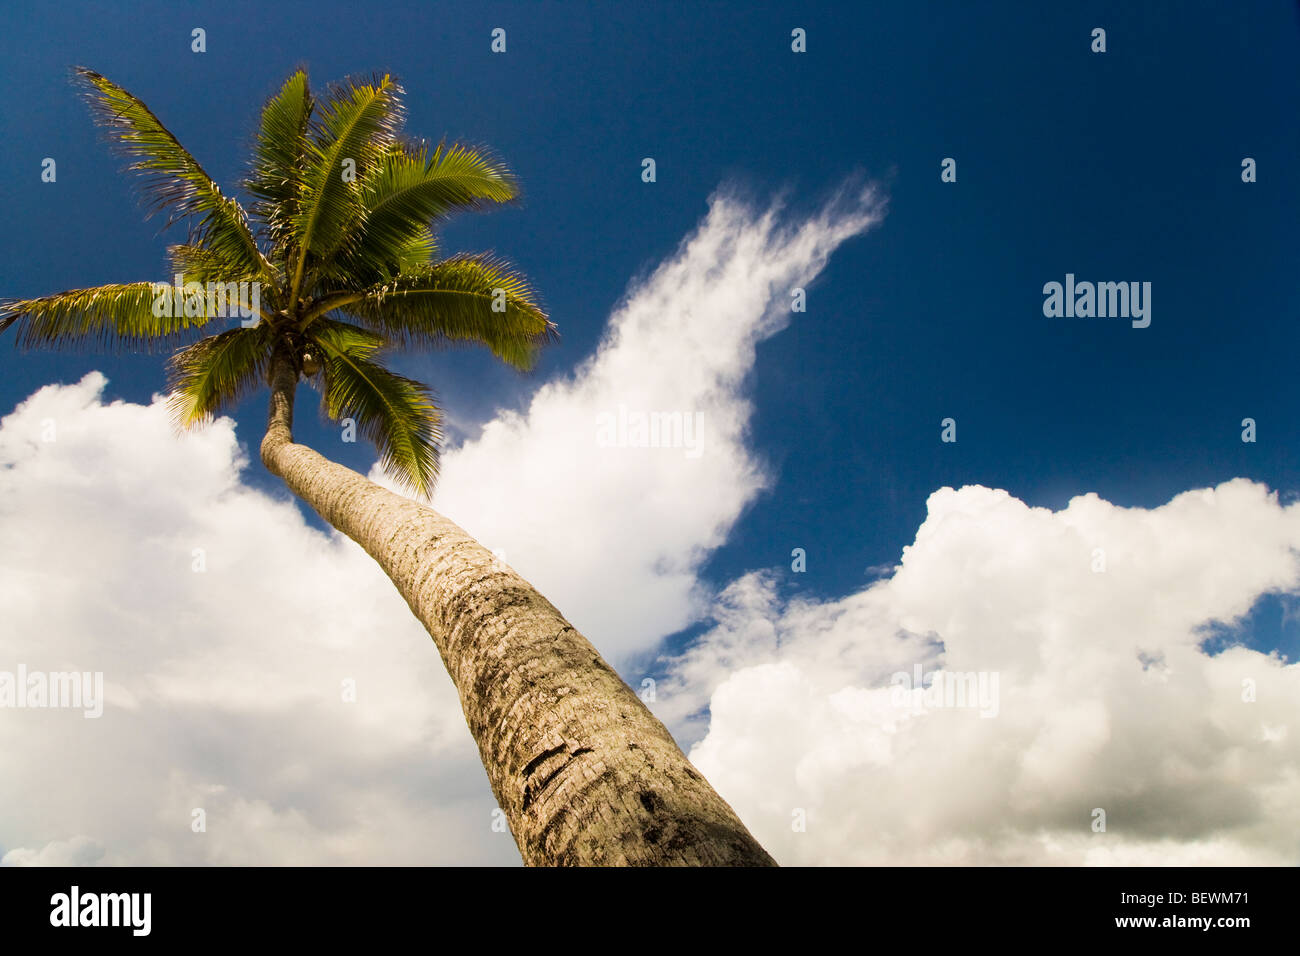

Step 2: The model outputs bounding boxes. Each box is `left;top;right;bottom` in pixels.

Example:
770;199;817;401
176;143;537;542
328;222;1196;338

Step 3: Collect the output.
1;68;554;495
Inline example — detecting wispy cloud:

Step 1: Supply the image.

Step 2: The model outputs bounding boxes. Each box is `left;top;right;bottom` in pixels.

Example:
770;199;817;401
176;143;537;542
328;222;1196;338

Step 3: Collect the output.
415;181;887;660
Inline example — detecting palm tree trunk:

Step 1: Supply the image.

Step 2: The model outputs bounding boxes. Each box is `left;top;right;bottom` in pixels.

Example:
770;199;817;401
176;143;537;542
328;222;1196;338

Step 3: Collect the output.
260;349;776;866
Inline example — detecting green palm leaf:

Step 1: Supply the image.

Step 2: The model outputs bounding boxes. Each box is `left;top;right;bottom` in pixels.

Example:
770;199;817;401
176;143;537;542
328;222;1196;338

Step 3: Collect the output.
75;68;271;284
328;142;517;284
306;316;385;359
313;327;441;495
168;243;270;288
290;74;403;301
339;255;553;369
1;283;214;351
245;70;314;259
166;324;272;427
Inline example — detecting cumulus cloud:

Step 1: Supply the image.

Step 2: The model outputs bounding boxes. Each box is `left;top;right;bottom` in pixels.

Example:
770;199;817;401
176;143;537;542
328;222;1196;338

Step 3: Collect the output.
2;835;105;867
0;372;518;865
660;482;1300;865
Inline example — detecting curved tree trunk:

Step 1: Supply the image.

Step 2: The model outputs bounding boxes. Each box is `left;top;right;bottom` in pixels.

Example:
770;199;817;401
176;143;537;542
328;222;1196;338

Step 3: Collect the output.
260;351;776;866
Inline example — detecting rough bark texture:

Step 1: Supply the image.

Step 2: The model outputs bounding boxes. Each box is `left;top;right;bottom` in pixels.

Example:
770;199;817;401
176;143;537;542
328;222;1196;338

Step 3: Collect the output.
260;351;776;866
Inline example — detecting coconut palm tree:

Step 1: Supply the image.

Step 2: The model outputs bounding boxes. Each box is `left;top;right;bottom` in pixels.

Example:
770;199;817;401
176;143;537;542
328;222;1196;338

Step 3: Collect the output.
0;68;775;866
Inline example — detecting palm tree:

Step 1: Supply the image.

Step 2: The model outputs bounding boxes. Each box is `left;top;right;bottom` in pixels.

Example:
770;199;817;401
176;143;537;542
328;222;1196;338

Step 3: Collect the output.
1;69;775;866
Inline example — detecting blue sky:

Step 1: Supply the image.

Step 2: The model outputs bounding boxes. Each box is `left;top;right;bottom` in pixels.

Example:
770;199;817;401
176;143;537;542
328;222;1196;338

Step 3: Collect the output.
4;1;1297;660
2;0;1299;867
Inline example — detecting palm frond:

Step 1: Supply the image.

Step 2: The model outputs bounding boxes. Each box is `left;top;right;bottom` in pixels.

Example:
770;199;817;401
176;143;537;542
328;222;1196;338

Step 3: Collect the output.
168;243;272;289
341;255;553;369
328;142;516;283
165;324;272;427
245;70;314;258
1;283;219;351
306;316;385;359
312;330;440;495
290;74;403;299
74;68;271;282
389;226;437;277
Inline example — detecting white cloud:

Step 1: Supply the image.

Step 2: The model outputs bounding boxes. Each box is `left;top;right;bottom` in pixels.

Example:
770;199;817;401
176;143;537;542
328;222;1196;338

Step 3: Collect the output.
661;482;1300;865
413;182;887;661
2;835;104;866
0;372;518;865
